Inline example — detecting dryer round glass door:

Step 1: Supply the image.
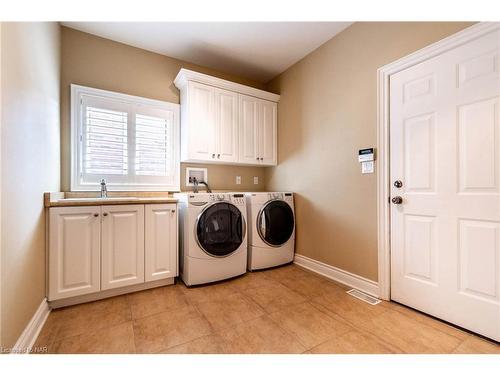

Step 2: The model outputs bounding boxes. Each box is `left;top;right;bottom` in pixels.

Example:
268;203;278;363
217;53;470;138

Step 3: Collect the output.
257;200;295;247
196;202;245;257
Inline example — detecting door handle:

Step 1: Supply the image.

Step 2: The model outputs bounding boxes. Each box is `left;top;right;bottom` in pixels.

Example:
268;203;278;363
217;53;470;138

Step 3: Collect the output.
391;196;403;205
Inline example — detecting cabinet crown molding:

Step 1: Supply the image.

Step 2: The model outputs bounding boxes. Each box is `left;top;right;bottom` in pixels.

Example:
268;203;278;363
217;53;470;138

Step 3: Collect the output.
174;68;280;103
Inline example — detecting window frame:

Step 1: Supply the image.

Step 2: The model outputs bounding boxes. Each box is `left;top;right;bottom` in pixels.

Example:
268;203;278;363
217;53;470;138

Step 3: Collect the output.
71;84;180;192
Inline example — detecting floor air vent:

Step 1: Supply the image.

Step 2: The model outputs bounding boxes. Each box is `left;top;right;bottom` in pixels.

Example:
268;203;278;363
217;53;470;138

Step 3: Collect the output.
346;289;381;305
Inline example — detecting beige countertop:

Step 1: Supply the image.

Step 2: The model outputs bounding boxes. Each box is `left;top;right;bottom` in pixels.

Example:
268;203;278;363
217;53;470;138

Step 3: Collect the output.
44;192;178;207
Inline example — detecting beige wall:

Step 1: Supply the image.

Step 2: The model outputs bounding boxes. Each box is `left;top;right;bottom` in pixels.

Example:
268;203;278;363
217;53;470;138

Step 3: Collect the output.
266;22;474;281
1;22;60;347
61;26;267;193
0;21;3;348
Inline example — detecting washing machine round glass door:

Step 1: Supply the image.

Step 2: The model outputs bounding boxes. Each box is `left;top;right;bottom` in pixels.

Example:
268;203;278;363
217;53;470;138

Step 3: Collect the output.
196;202;245;257
257;200;295;247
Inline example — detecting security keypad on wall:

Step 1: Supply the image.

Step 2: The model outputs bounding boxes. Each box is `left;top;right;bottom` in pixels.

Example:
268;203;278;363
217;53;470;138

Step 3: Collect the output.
358;148;375;174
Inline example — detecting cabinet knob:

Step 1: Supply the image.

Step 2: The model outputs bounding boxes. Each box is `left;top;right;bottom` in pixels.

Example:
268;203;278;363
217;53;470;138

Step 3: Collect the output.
217;154;220;158
260;157;263;161
256;157;259;160
171;209;176;213
212;153;215;158
94;213;99;217
103;212;108;216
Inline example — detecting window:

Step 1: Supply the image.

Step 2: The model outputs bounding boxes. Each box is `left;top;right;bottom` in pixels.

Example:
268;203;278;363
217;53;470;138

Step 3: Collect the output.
71;85;180;191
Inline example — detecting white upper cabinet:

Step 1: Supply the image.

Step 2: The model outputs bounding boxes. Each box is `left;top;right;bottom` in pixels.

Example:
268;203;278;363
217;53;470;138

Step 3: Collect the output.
239;94;259;164
175;69;279;166
215;88;239;162
186;81;216;160
259;99;278;165
238;94;277;166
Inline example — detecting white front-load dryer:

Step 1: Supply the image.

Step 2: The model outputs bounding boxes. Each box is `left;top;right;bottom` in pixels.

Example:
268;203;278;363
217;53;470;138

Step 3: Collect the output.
175;192;247;286
246;192;295;270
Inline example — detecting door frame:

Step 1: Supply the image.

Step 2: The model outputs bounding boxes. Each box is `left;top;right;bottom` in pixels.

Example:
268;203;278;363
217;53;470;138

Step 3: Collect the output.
376;22;500;300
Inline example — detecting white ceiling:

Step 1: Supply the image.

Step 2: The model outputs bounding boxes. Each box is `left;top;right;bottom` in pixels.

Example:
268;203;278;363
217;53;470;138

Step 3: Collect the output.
61;22;353;82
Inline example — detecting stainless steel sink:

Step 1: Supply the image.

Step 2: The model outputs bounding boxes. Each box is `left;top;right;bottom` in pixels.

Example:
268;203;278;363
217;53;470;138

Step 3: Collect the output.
59;197;139;202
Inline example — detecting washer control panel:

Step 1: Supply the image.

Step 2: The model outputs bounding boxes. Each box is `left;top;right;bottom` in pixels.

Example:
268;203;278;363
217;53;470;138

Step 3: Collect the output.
230;194;246;206
208;193;229;202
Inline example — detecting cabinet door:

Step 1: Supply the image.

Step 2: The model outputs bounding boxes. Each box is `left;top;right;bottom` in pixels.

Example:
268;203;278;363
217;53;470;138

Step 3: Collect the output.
259;100;278;165
188;81;216;160
49;206;101;300
238;94;259;164
214;88;238;163
101;205;145;290
145;204;178;282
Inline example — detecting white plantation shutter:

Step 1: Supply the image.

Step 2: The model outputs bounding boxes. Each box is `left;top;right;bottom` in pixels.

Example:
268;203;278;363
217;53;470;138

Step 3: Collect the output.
72;85;180;191
84;106;128;175
135;112;172;176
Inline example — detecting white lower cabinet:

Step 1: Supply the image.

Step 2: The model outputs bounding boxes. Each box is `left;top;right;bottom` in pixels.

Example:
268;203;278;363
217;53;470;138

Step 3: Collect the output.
48;206;101;301
48;203;178;301
101;205;145;290
145;204;178;282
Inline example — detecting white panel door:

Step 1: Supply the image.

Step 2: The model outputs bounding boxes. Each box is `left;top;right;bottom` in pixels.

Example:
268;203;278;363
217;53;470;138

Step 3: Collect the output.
258;99;277;165
48;206;101;300
238;94;259;164
145;204;178;282
101;205;145;290
188;81;216;161
390;28;500;341
214;88;238;163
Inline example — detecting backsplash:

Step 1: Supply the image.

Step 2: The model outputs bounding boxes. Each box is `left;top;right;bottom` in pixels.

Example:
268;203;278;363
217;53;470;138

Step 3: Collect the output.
180;163;266;192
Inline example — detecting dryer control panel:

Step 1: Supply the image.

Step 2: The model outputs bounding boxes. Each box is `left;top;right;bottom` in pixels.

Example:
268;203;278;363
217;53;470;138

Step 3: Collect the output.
268;192;294;203
268;192;284;200
283;193;294;204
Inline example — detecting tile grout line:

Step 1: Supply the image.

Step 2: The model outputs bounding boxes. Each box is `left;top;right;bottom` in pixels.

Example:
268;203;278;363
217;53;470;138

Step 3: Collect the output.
35;265;499;354
307;299;407;353
49;301;135;350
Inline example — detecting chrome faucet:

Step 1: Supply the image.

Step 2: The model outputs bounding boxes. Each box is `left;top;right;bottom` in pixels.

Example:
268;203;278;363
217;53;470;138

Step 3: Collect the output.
100;178;108;198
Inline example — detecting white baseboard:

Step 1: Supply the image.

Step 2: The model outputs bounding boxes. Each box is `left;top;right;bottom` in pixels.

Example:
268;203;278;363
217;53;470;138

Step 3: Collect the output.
294;254;379;297
12;298;51;354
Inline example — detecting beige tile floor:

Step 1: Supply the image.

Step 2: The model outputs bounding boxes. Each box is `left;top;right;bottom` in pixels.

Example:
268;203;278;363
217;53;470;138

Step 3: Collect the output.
35;264;500;354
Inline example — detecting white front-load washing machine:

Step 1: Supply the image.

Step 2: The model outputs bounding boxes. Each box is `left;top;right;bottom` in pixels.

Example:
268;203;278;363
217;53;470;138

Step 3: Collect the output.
175;192;247;286
246;192;295;270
